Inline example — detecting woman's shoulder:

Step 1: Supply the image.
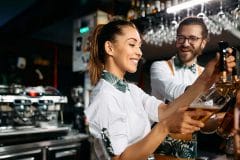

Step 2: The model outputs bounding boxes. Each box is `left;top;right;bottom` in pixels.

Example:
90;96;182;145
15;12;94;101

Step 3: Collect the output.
90;79;129;104
91;79;116;97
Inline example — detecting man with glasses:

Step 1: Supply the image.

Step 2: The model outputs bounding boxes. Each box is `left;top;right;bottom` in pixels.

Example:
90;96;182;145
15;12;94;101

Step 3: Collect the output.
151;16;207;103
150;16;209;159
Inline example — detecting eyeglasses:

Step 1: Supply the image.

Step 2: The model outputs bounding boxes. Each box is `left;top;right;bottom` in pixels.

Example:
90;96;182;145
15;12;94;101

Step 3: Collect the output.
176;35;202;44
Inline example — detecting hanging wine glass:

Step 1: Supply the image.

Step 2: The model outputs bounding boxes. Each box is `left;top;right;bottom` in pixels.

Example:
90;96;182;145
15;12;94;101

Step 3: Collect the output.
168;14;178;44
197;2;207;18
143;18;154;44
231;0;240;29
216;0;232;30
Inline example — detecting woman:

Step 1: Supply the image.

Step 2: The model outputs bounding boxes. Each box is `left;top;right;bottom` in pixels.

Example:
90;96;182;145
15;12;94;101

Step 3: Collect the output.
85;19;235;160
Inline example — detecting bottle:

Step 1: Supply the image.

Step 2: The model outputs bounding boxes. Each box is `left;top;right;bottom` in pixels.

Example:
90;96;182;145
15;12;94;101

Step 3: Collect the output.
140;0;146;17
145;0;152;15
127;0;137;20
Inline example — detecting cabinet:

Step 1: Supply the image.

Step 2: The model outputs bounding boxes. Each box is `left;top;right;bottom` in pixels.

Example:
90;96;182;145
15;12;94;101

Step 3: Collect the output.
0;134;89;160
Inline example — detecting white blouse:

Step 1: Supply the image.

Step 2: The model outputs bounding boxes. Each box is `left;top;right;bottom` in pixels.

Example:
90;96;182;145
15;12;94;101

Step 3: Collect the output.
85;79;162;155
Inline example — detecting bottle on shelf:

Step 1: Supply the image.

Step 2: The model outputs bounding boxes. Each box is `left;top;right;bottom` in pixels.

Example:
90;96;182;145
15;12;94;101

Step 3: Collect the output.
127;0;138;20
140;0;146;17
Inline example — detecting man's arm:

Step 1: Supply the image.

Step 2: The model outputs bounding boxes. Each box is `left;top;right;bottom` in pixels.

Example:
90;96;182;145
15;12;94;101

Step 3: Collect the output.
150;60;189;101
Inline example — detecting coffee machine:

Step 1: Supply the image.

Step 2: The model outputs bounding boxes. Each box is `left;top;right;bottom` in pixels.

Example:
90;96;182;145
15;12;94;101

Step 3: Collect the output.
0;85;68;138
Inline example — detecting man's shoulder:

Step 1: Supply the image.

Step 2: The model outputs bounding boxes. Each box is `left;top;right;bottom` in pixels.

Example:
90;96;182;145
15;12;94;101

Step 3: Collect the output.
151;58;173;66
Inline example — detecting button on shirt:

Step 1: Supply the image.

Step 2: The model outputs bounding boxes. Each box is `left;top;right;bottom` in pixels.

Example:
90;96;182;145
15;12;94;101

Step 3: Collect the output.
150;56;204;102
85;71;162;155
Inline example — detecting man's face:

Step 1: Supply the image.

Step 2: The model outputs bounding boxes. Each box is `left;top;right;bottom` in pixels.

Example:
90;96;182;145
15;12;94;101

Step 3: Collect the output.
175;24;207;64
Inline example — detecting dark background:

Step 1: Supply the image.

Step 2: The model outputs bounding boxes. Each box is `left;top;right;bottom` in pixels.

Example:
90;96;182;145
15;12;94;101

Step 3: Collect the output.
0;0;239;97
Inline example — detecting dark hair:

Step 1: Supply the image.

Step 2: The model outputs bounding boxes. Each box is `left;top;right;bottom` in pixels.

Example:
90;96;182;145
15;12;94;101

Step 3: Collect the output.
88;20;137;85
177;16;209;39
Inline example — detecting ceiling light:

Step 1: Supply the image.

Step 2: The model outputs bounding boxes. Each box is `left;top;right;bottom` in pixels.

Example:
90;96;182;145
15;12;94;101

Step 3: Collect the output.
166;0;213;13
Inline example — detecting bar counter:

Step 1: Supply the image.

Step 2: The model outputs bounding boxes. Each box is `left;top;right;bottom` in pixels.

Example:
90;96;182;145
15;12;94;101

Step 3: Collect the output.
0;131;89;160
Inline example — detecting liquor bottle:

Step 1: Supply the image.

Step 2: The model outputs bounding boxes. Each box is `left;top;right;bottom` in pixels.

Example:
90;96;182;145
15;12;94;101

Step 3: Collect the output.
145;0;152;15
140;0;146;17
127;0;137;20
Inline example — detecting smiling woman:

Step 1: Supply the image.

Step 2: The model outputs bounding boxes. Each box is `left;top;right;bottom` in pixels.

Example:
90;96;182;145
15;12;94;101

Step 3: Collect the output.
83;19;236;160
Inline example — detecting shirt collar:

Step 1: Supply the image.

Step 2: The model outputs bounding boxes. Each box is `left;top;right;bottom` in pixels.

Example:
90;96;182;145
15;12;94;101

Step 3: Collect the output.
174;56;197;74
101;70;129;93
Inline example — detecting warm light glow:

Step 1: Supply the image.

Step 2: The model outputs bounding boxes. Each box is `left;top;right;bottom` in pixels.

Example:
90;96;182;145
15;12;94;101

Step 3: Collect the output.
166;0;213;13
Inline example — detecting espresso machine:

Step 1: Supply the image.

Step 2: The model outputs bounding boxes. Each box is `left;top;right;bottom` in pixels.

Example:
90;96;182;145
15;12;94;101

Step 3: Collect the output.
0;85;68;145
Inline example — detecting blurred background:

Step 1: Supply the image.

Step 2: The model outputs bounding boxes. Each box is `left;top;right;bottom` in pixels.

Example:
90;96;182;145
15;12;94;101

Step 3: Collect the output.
0;0;239;159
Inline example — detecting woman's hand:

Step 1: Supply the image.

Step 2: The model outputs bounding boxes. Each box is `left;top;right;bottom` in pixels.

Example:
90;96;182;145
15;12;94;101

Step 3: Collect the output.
161;106;211;134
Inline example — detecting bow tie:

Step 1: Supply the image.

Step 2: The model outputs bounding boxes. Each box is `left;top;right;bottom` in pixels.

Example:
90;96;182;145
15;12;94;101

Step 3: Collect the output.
101;70;129;92
174;57;197;74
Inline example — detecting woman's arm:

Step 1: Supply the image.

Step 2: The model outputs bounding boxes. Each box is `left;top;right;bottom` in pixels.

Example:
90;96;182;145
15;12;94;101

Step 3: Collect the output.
113;118;169;160
113;52;236;160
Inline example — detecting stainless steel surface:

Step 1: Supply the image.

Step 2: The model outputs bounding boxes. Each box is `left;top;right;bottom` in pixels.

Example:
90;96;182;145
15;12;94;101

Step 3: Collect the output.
0;86;68;129
0;126;69;136
48;143;81;151
0;149;41;159
0;133;88;154
0;95;68;104
0;86;83;159
55;149;77;158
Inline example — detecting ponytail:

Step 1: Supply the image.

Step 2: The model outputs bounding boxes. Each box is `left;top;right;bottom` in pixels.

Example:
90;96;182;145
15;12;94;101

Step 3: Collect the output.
88;24;105;85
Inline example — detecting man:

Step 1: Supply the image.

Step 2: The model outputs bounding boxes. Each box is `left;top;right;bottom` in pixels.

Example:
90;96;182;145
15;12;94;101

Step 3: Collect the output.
151;16;207;103
150;16;209;159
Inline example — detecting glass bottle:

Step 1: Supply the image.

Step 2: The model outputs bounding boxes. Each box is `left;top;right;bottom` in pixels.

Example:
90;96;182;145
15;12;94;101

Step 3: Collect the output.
127;0;137;20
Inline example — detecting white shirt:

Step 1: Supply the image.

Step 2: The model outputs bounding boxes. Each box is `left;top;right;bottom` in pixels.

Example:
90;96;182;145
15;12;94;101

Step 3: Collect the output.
85;79;162;155
150;57;204;102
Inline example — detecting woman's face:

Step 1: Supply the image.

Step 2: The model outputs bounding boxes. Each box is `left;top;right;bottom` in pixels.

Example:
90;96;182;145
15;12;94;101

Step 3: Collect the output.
105;26;142;79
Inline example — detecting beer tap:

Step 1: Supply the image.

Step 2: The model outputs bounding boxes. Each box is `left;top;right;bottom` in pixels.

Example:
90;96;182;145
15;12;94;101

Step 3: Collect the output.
219;41;228;83
214;41;240;158
216;41;238;98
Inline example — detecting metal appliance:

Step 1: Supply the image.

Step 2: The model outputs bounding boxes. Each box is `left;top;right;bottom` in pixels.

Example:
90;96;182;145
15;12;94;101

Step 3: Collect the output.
71;86;86;133
0;85;68;145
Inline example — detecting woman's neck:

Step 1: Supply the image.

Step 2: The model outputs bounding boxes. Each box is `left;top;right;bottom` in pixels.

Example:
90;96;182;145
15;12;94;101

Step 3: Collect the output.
104;67;125;80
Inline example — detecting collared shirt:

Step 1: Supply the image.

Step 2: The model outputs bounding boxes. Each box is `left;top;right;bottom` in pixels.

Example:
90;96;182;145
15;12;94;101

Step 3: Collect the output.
150;56;204;102
85;70;162;155
150;56;204;158
101;70;129;92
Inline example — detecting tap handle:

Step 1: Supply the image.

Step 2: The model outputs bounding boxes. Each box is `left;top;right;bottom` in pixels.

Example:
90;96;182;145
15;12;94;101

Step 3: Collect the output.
218;41;229;82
